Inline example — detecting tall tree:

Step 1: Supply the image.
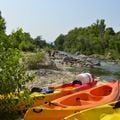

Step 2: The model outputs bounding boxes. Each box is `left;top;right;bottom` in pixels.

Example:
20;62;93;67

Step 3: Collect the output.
54;34;65;51
98;19;106;52
33;36;47;49
0;11;6;34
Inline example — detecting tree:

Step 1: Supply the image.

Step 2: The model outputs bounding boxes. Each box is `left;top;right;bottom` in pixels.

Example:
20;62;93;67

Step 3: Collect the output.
54;34;65;51
0;11;34;120
98;19;106;52
0;11;6;34
54;19;120;58
105;27;115;36
9;28;35;51
33;36;47;49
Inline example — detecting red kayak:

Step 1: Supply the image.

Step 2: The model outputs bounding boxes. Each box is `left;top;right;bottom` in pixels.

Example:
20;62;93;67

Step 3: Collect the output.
54;80;97;93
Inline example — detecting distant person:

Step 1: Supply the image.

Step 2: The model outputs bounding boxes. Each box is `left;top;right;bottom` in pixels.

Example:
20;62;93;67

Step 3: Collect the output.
72;72;94;85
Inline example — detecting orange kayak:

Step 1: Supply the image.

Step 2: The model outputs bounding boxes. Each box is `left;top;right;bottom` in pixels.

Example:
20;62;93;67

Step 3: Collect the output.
24;80;120;120
30;80;97;106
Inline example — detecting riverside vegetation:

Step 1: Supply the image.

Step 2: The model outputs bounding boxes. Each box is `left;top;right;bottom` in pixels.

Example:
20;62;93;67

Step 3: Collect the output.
0;10;120;120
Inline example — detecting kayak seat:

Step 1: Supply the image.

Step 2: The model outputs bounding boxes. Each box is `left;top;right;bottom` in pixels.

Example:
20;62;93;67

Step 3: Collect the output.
31;87;42;93
90;85;112;96
59;93;102;106
59;94;92;106
78;93;102;101
78;93;91;101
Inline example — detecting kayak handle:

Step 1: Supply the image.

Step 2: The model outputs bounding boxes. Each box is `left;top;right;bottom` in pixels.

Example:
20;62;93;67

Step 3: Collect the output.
45;101;58;106
33;108;43;113
45;101;66;108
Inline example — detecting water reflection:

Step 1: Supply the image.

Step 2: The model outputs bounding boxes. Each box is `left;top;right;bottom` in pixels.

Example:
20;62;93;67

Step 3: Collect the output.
90;61;120;81
67;61;120;81
98;61;120;72
59;51;120;81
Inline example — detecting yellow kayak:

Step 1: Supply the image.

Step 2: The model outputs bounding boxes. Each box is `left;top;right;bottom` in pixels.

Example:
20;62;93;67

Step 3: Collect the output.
64;101;120;120
30;90;66;106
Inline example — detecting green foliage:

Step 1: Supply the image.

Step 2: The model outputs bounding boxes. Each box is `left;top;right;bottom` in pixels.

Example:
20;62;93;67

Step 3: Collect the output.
0;11;6;33
0;91;34;120
33;36;47;49
0;47;34;94
0;11;34;120
19;40;35;51
23;51;46;69
107;49;120;60
54;19;120;59
54;34;65;50
0;40;34;117
9;28;36;51
43;46;52;53
9;29;51;52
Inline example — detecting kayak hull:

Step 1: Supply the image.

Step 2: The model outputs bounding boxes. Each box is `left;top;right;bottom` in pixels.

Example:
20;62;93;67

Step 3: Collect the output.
64;101;120;120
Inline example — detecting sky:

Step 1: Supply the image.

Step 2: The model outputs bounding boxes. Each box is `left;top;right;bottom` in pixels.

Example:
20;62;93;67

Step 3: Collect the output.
0;0;120;42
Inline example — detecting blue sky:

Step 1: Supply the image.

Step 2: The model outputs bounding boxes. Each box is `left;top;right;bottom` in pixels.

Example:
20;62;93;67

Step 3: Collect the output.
0;0;120;42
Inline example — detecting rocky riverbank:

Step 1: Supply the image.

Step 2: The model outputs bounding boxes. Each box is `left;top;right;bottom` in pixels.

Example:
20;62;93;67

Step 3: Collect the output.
26;66;76;90
25;54;107;90
24;50;116;90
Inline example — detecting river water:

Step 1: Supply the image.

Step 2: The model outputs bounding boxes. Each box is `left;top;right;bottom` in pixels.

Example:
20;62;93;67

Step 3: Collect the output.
57;51;120;81
89;61;120;81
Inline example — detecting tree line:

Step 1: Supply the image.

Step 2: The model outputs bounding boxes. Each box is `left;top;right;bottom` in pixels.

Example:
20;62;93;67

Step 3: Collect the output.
2;10;119;60
54;19;120;60
0;12;53;53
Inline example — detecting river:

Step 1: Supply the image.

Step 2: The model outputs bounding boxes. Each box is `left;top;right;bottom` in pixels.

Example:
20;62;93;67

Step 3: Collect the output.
89;61;120;81
57;51;120;81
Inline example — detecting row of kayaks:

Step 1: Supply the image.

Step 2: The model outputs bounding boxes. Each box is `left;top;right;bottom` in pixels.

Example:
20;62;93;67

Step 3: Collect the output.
30;80;97;107
23;80;120;120
0;79;97;110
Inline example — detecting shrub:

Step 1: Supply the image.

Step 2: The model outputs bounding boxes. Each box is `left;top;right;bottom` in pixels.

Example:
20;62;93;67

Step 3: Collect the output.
0;40;34;120
23;51;46;69
0;91;34;120
0;12;34;119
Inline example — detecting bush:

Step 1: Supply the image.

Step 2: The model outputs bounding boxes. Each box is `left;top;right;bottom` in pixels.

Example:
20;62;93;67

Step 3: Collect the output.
0;40;34;120
0;91;34;120
0;12;34;119
19;40;35;52
23;51;46;69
